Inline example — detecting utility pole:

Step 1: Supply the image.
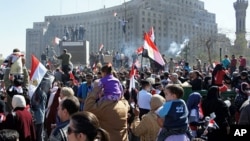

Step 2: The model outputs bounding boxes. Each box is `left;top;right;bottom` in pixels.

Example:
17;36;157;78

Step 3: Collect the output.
60;0;62;14
122;0;127;53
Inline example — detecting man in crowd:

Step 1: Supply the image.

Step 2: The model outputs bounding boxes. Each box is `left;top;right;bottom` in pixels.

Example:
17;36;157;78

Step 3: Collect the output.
77;73;93;111
48;96;80;141
54;49;72;84
239;55;246;73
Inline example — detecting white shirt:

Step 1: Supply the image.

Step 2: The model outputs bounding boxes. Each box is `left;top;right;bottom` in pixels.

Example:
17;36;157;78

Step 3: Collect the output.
137;89;152;110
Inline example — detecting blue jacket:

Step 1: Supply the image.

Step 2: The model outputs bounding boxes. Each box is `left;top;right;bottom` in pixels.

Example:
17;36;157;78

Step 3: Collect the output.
31;88;47;124
77;82;92;110
157;99;188;129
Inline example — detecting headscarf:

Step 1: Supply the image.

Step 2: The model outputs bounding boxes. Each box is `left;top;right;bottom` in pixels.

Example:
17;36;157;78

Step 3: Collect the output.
12;95;26;109
150;95;165;111
187;92;202;115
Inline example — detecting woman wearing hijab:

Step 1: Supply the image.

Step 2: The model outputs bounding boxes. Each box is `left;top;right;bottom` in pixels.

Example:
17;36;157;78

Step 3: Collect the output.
3;95;36;141
186;92;203;138
130;94;165;141
201;86;230;141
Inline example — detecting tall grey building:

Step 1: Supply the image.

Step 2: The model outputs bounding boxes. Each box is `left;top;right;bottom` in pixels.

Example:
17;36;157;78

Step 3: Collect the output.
26;0;217;67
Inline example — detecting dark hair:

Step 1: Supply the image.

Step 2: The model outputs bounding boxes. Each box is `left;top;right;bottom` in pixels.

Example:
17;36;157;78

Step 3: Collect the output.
101;63;113;74
71;111;110;141
140;79;150;88
0;129;19;141
61;96;80;115
165;84;184;98
12;48;20;53
206;86;220;100
86;73;93;78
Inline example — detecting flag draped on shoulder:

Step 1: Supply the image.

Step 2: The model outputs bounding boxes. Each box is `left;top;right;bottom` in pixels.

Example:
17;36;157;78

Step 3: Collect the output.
29;55;47;98
143;33;165;66
129;64;136;92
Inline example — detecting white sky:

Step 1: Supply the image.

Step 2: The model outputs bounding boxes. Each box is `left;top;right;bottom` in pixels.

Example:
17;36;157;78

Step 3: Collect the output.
0;0;249;58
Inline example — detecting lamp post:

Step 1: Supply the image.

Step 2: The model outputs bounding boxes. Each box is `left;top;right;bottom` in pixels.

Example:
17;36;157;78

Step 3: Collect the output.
184;42;190;62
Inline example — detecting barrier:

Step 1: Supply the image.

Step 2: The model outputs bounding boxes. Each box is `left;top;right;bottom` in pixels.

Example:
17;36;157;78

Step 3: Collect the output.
182;87;236;101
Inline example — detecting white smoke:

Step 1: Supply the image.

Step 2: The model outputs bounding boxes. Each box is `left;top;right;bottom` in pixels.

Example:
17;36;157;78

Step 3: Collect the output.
166;38;189;57
120;41;139;67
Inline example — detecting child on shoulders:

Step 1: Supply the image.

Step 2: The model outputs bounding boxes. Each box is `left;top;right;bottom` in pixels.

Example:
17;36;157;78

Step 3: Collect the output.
98;63;123;101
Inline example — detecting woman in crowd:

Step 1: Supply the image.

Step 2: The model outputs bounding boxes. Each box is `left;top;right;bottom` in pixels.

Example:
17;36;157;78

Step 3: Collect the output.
189;70;203;92
186;92;203;138
67;111;110;141
3;95;36;141
211;64;227;86
130;94;165;141
201;86;230;141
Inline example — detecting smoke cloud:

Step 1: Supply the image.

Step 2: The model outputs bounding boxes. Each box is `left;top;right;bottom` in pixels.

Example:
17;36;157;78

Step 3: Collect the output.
165;38;189;57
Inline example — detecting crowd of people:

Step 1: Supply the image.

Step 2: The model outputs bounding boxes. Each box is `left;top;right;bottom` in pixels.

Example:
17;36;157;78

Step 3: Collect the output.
0;48;250;141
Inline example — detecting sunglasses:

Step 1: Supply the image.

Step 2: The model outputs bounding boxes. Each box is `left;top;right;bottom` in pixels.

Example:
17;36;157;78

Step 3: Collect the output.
67;126;79;134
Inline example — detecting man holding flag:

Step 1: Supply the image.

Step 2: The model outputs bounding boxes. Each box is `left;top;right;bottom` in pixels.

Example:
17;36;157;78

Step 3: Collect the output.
29;55;50;141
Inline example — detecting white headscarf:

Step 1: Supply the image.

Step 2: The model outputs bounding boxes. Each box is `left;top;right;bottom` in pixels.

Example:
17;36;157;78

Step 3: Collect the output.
12;95;26;109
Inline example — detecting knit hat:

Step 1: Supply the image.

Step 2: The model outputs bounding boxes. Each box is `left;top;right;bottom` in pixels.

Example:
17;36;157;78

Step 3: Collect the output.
12;95;26;109
0;100;5;113
150;95;165;111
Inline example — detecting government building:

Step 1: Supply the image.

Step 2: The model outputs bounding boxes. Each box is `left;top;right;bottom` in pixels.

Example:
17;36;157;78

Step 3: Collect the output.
26;0;219;67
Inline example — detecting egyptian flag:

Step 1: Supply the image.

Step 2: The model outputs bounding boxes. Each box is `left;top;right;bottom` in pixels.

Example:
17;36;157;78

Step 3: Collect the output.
142;33;165;66
136;46;144;55
54;37;61;45
28;55;47;98
92;63;97;71
129;64;136;92
148;26;155;42
99;44;104;52
134;59;141;69
208;119;219;129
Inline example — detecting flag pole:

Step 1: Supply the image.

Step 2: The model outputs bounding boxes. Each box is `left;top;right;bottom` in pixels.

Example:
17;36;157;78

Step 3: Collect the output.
140;55;143;72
